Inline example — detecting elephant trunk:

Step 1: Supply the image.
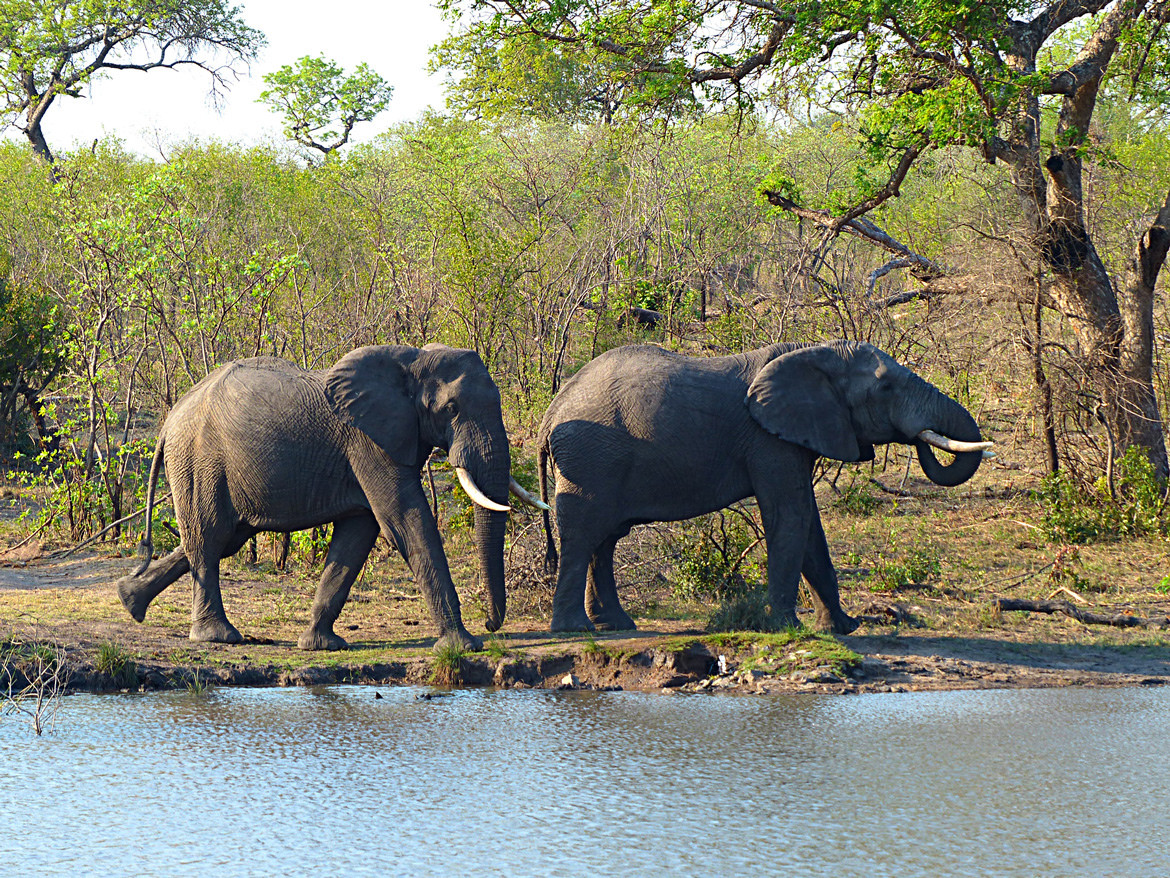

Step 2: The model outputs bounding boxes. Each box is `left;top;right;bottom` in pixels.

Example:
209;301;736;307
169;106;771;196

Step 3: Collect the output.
453;435;510;633
475;502;508;632
912;387;985;487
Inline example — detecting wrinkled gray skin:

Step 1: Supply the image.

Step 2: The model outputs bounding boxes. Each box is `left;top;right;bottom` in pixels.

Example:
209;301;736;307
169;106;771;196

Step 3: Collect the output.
538;340;985;633
116;344;511;652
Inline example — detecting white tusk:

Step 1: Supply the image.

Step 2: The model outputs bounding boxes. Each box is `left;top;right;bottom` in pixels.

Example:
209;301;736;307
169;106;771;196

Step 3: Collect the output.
917;429;995;453
455;467;511;513
509;476;551;511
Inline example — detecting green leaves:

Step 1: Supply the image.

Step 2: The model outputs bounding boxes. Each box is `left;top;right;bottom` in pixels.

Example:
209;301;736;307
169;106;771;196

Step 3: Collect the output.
259;55;393;157
0;0;264;160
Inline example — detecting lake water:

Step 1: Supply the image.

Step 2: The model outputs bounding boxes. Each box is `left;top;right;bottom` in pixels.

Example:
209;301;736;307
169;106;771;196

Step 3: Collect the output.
2;685;1167;877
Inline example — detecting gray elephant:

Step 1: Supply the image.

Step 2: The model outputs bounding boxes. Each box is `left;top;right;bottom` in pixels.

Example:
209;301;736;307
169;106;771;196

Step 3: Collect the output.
537;340;992;633
118;344;540;651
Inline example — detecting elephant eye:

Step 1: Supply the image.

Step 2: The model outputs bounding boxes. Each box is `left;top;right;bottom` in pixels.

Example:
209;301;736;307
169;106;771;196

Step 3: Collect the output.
443;401;459;415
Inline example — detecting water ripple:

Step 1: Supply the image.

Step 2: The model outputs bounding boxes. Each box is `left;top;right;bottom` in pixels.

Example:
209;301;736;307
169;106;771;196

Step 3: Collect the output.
2;687;1168;877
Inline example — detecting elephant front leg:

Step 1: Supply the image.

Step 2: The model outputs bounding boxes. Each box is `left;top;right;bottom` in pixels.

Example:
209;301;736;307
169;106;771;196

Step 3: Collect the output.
299;514;380;651
801;501;859;634
360;470;483;652
759;493;814;632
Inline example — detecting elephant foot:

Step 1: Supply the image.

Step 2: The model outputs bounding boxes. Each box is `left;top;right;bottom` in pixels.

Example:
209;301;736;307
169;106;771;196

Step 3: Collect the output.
298;628;349;651
817;610;860;635
766;608;802;632
550;610;597;633
116;577;153;623
436;629;482;653
189;617;243;644
590;610;637;632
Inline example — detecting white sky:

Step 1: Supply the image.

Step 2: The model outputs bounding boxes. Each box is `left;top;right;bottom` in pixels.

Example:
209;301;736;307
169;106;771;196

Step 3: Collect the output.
18;1;452;158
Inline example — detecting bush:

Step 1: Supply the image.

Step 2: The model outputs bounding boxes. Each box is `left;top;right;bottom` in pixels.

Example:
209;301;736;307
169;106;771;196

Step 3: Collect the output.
673;510;764;602
868;547;942;592
707;588;775;632
1036;447;1169;543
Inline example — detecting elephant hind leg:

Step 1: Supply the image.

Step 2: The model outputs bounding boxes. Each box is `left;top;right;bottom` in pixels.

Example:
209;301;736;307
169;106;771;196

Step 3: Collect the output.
299;514;380;651
186;524;254;644
117;548;191;622
586;534;636;631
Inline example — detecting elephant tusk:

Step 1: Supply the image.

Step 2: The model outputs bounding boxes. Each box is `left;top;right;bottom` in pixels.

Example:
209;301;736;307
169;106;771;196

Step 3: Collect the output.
455;467;512;513
509;476;551;511
917;429;995;454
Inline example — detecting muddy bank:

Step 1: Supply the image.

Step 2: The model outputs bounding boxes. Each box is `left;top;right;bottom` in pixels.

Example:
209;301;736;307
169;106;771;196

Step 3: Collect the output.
3;550;1170;697
25;631;1170;697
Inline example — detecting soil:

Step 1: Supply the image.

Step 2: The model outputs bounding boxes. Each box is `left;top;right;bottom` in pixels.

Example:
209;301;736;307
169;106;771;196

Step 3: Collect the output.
3;540;1168;697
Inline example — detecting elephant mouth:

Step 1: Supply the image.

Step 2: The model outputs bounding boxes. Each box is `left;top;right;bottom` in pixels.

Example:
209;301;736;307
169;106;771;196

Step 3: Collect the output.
455;467;511;512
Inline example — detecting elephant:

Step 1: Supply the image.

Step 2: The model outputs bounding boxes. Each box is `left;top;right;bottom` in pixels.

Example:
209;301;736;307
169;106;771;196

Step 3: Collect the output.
536;340;992;634
117;343;544;651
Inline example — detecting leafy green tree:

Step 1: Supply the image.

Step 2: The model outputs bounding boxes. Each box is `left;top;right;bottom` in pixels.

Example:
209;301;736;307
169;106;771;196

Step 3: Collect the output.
0;0;265;164
444;0;1170;477
258;55;392;158
0;259;64;451
432;11;696;122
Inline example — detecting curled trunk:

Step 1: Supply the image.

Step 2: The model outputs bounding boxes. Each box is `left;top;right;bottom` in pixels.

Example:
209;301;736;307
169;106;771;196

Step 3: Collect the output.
914;390;985;487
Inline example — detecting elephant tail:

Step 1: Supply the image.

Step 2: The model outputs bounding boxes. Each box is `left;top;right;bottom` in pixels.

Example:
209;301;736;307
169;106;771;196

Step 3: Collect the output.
538;441;558;577
134;431;166;576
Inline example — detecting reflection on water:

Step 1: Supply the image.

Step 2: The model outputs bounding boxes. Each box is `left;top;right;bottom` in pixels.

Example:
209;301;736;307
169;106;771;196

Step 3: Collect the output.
2;686;1168;877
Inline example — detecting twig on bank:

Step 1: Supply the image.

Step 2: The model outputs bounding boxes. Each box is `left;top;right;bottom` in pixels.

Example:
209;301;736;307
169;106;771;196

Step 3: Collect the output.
1047;585;1088;604
994;598;1167;629
0;517;52;562
867;478;920;498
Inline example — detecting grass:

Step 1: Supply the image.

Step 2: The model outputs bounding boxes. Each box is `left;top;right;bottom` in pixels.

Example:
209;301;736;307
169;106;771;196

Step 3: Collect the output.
94;640;138;688
185;667;214;695
430;642;466;686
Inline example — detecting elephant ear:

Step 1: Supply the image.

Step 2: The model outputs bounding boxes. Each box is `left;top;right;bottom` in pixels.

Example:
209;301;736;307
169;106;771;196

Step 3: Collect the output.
323;346;420;467
746;345;868;462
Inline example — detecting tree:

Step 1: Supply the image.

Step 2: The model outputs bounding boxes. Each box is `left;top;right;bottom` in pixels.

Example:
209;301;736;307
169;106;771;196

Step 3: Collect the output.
443;0;1170;477
0;0;265;165
258;55;392;159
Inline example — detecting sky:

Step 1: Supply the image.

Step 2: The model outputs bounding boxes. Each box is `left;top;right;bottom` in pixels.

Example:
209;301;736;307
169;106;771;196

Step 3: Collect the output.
20;0;452;158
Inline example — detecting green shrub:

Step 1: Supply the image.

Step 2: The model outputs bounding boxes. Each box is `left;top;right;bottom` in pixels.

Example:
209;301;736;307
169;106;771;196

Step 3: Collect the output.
707;587;776;632
1036;447;1169;543
833;480;883;515
673;510;764;602
868;547;942;592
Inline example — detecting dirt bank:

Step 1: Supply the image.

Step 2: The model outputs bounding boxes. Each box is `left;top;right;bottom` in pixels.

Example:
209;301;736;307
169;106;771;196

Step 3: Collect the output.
3;549;1168;696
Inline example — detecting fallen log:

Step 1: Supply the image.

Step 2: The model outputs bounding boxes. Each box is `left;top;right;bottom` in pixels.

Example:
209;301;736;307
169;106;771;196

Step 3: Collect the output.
994;598;1168;629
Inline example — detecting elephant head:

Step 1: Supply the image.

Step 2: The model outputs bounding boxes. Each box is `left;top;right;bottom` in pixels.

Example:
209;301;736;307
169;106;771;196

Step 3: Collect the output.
323;344;514;631
746;341;991;485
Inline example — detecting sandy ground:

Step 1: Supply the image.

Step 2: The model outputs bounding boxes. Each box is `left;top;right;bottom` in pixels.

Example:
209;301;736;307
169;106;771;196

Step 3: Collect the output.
3;547;1168;695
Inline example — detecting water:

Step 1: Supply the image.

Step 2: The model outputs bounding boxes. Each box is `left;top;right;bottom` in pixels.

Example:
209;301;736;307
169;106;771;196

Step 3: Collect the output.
2;686;1167;877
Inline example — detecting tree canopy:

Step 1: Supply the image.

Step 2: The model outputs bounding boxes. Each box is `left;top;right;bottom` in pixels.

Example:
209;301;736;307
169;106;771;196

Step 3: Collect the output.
440;0;1170;475
258;55;392;159
0;0;264;163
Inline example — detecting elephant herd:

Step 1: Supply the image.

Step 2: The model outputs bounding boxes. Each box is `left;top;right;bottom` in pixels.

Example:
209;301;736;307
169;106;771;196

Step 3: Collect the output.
116;340;992;651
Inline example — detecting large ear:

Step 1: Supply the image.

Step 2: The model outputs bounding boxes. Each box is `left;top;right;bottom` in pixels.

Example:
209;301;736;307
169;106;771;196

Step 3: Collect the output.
746;345;867;462
322;346;420;467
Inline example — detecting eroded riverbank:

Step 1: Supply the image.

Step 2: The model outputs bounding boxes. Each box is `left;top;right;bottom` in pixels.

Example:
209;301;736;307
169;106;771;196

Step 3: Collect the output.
3;549;1169;697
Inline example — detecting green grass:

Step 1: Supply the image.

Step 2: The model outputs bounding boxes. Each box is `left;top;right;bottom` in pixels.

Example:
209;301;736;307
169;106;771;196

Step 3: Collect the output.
184;668;214;696
94;640;139;688
430;642;466;686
